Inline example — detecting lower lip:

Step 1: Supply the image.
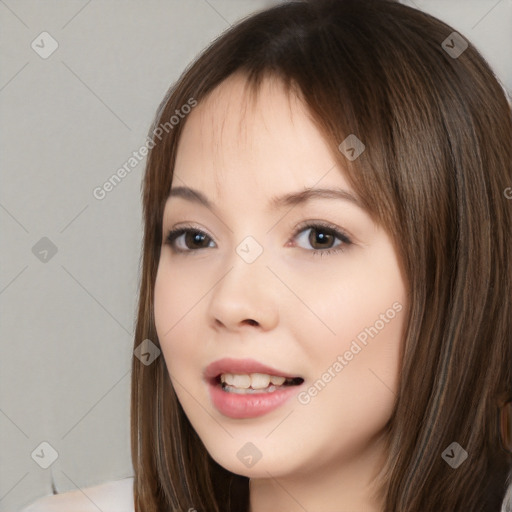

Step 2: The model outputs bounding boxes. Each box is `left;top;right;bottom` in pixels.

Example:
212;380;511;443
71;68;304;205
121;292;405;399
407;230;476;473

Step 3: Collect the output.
207;380;303;419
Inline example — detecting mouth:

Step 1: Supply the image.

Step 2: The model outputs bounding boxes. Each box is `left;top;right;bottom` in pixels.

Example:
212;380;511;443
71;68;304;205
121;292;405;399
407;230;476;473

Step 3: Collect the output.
212;373;304;394
204;358;306;419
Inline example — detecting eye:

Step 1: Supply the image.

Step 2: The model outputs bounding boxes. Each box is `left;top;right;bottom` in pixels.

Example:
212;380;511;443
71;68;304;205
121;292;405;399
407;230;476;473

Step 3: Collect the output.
290;221;353;258
165;226;215;253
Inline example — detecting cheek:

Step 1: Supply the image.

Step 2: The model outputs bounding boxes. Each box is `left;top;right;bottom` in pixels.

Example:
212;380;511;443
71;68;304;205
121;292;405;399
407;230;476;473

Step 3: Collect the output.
153;262;203;374
293;238;407;420
293;239;406;364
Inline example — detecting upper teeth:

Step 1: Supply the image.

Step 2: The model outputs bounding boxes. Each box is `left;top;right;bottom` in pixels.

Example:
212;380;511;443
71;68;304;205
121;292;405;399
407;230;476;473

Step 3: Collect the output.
220;373;287;389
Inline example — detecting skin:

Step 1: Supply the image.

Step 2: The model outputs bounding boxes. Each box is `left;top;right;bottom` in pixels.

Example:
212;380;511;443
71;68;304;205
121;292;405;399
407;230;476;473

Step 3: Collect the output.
154;72;408;512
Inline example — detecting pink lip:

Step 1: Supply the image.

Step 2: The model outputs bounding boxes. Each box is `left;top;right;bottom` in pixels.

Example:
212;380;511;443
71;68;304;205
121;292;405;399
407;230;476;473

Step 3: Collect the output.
203;358;305;419
203;357;301;382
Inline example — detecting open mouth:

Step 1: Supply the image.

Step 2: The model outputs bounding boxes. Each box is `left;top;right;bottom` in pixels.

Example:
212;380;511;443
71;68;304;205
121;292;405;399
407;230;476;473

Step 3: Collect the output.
205;363;307;418
213;373;305;394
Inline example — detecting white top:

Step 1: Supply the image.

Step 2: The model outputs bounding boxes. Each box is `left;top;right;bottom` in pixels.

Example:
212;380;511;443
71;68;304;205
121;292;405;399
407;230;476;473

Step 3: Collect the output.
19;476;512;512
19;477;135;512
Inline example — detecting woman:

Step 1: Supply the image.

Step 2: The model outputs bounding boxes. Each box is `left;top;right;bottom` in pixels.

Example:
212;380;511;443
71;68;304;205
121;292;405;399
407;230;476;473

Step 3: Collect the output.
21;0;512;510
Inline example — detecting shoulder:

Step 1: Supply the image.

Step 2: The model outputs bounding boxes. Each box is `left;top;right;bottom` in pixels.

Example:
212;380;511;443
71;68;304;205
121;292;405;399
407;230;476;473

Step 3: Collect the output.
19;477;134;512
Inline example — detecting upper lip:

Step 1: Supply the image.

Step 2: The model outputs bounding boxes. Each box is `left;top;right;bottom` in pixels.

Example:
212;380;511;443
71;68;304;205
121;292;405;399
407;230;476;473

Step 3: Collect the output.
203;357;302;383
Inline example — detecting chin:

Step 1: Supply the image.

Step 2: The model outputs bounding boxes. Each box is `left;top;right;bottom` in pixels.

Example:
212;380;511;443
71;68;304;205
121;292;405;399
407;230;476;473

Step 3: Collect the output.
200;436;303;479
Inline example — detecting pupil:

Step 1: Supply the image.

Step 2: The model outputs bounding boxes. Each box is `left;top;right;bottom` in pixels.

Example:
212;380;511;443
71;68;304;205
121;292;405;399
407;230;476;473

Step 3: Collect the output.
187;231;206;247
310;228;332;249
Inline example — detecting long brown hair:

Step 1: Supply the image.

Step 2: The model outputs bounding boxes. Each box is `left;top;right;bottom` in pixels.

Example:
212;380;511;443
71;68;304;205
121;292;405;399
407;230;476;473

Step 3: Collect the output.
130;0;512;510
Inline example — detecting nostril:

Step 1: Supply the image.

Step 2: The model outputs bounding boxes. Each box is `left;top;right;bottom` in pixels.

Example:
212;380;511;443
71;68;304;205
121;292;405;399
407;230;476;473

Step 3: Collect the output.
245;319;258;326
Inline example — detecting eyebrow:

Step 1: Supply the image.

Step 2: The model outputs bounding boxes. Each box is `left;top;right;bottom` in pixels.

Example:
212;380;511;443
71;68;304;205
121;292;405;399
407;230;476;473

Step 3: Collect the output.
167;185;364;212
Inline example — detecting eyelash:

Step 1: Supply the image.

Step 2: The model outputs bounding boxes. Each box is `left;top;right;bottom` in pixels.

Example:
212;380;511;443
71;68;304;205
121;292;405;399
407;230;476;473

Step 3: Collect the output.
165;221;353;258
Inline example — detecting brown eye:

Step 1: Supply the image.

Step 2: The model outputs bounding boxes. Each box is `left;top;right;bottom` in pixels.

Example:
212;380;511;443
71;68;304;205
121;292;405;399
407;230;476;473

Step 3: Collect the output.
308;227;336;250
292;222;353;258
184;231;210;249
166;228;215;252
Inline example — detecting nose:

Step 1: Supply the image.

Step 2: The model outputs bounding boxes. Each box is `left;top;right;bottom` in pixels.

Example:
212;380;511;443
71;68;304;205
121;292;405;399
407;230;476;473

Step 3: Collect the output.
207;250;279;332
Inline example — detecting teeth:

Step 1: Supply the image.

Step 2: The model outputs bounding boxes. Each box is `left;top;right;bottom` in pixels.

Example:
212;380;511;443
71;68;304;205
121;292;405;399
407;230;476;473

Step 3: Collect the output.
225;373;251;388
249;373;270;388
220;373;287;389
270;375;286;386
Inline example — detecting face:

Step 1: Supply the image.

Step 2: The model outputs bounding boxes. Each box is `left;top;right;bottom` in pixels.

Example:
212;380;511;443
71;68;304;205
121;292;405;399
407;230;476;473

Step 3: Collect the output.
154;72;408;483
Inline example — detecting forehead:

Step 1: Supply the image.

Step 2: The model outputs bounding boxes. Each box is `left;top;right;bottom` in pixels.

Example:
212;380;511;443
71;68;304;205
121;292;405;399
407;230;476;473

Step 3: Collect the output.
171;72;354;205
178;73;307;160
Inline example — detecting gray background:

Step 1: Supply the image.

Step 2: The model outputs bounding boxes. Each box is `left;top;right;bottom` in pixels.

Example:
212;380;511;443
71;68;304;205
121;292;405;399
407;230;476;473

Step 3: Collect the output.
1;1;511;511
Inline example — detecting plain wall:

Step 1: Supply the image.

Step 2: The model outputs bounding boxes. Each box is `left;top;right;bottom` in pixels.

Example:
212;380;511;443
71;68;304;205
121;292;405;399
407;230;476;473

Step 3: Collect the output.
1;1;510;511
